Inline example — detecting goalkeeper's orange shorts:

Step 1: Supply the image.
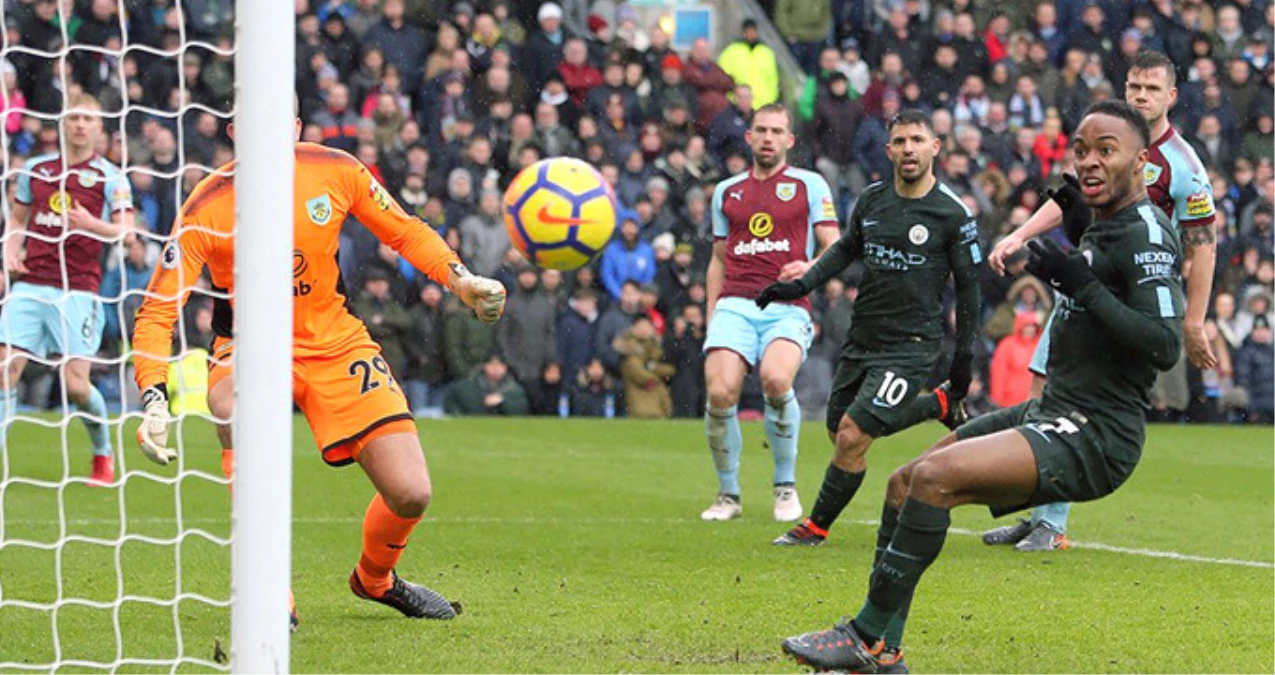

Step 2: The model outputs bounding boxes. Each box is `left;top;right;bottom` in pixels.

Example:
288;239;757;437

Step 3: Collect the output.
208;337;417;466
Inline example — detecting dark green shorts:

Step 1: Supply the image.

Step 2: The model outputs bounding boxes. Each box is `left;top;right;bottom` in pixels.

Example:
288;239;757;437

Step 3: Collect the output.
956;400;1138;517
826;348;939;438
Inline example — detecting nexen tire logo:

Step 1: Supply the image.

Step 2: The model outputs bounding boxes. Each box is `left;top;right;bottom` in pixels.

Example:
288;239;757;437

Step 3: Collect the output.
734;238;791;255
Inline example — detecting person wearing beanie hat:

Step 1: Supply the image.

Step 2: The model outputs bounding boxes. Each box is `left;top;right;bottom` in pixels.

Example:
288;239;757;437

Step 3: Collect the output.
537;2;562;24
523;2;568;91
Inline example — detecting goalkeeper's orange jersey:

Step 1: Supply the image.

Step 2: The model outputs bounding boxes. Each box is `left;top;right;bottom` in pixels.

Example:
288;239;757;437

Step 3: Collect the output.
133;142;460;392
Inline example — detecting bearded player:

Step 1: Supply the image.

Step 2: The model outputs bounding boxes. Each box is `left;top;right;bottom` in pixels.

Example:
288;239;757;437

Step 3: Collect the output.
756;110;981;548
130;108;506;624
2;93;135;484
983;49;1216;550
699;102;840;523
781;100;1184;675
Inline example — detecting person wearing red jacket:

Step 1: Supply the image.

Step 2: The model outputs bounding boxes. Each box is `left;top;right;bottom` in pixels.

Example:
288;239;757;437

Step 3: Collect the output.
989;311;1042;408
557;37;602;108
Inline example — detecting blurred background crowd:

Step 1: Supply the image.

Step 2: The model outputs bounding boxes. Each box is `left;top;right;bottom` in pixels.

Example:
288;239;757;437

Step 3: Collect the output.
1;0;1271;424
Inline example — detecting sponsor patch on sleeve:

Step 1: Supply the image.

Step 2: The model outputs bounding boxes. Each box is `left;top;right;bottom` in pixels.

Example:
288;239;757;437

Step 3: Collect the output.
1185;191;1213;218
821;196;836;220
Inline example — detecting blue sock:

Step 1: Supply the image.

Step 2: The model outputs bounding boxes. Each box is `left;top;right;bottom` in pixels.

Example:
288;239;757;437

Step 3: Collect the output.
0;387;14;445
705;405;742;496
764;390;800;485
77;385;112;457
1031;502;1072;532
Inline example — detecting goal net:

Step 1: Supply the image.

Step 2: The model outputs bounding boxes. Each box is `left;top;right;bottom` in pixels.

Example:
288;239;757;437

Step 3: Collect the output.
0;1;293;671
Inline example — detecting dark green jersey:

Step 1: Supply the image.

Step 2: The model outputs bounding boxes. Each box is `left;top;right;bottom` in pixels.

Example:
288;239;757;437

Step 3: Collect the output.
1042;198;1185;461
802;180;983;353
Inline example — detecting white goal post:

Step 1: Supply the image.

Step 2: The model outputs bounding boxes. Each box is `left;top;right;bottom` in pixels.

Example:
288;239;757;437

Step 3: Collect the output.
0;0;294;671
231;1;294;673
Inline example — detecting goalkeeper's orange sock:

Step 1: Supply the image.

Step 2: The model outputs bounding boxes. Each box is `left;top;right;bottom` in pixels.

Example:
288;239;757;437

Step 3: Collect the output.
356;493;421;597
221;449;234;494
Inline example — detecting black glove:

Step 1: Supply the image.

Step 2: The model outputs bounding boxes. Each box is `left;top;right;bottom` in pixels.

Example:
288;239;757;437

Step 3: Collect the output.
1025;238;1099;297
1046;174;1092;246
948;351;973;399
755;279;810;309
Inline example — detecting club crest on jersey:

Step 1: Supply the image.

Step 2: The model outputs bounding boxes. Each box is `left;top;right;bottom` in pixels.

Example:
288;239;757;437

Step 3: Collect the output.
160;241;181;269
77;171;97;189
48;191;72;214
748;212;775;238
306;194;332;226
908;224;929;246
1143;163;1162;185
776;182;797;202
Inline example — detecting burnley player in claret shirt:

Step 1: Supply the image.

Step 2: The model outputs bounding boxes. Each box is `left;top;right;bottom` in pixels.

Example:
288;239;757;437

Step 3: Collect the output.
700;101;841;524
1;93;135;485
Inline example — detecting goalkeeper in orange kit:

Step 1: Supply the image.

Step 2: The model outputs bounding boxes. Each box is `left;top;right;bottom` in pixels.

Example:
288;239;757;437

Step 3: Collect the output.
130;114;506;625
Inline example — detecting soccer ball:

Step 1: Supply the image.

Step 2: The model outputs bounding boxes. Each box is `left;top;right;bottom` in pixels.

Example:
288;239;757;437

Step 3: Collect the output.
503;157;618;270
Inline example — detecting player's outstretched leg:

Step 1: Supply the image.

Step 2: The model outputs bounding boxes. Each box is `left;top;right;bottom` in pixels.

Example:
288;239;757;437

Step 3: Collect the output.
702;350;747;521
759;340;805;522
65;359;113;485
783;428;1039;671
353;432;459;619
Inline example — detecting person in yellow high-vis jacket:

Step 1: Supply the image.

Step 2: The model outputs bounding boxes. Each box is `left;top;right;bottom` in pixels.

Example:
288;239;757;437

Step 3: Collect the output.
717;19;780;108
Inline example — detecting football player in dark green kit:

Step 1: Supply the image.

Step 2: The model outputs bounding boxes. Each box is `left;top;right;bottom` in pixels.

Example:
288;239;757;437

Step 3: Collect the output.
756;109;982;548
778;100;1185;674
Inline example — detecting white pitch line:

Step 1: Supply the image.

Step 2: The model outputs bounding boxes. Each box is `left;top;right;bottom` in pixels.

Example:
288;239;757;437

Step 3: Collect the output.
8;515;1273;570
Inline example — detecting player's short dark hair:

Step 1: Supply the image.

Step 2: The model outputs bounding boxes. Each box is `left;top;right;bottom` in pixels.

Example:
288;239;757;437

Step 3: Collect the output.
887;109;934;135
1128;49;1176;86
1084;100;1151;149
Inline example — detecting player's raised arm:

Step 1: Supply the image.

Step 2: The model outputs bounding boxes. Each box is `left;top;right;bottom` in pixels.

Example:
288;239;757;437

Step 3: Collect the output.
1027;235;1182;371
131;220;214;464
344;161;506;322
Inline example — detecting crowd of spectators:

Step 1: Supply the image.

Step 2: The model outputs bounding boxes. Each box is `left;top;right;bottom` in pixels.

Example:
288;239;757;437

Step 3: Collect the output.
1;0;1271;424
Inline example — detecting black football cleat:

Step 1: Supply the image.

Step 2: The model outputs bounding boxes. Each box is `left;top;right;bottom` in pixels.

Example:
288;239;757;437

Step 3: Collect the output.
876;647;908;674
349;569;461;620
981;518;1033;546
773;518;828;546
934;382;969;431
782;619;880;673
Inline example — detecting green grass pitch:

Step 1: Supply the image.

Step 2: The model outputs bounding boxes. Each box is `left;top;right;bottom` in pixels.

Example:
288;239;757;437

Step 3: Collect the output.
1;417;1271;673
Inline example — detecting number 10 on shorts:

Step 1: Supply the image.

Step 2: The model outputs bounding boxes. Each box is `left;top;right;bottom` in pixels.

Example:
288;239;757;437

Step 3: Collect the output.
873;370;909;408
